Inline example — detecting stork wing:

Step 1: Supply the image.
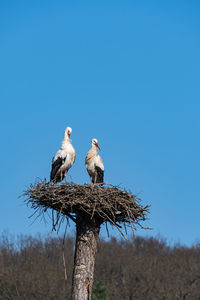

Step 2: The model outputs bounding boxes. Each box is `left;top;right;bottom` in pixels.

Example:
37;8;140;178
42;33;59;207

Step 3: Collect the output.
95;165;104;183
50;150;66;181
96;155;104;171
95;155;104;183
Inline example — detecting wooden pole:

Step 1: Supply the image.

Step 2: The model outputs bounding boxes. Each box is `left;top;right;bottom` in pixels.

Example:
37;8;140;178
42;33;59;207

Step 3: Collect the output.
70;213;101;300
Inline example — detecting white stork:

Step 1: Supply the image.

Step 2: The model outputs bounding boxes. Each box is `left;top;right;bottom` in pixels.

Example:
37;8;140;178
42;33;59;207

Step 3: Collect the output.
50;126;76;183
85;138;104;184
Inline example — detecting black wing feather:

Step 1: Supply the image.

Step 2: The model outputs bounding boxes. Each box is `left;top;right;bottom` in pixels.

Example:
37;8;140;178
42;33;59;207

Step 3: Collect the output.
95;166;104;183
50;156;66;182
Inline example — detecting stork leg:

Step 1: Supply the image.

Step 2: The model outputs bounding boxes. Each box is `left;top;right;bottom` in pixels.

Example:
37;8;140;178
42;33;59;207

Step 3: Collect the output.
94;173;97;184
64;170;67;183
90;176;93;184
60;170;63;183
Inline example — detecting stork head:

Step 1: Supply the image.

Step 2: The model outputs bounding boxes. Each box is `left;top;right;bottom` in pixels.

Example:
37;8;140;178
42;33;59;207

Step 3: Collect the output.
91;138;101;150
65;126;72;138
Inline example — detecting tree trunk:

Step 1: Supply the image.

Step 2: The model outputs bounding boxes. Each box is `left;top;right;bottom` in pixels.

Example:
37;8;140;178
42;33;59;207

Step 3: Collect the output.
70;213;101;300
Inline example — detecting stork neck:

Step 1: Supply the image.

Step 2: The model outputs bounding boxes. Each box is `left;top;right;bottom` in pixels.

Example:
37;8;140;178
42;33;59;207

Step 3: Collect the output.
62;136;71;150
91;144;98;153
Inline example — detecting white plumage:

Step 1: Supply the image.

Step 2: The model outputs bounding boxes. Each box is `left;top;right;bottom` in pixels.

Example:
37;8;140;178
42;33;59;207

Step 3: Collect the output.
85;138;104;184
50;127;76;183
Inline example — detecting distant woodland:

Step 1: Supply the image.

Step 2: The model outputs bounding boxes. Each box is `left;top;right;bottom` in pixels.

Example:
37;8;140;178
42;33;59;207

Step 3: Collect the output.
0;233;200;300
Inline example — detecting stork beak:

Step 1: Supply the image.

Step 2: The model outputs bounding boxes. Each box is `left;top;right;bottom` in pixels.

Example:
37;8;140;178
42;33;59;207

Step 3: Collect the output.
68;133;71;138
96;143;101;150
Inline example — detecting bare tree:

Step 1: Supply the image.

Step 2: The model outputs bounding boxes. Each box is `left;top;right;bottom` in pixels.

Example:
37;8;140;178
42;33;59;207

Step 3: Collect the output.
71;213;101;300
1;234;200;299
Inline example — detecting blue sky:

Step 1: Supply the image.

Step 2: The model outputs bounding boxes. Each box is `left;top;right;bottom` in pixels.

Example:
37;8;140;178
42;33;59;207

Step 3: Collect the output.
1;0;200;246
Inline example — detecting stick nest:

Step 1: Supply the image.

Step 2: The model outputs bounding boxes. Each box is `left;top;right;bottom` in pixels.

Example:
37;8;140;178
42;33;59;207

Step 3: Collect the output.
23;180;150;236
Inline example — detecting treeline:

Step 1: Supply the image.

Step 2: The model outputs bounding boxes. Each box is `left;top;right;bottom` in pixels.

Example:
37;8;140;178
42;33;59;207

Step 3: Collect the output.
0;233;200;299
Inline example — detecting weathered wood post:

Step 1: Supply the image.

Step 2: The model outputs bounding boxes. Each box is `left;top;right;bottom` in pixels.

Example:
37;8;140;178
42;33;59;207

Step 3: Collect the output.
71;213;102;300
24;181;150;300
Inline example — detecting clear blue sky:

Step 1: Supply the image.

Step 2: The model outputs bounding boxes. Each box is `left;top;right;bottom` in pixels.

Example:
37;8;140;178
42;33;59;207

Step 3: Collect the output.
1;0;200;246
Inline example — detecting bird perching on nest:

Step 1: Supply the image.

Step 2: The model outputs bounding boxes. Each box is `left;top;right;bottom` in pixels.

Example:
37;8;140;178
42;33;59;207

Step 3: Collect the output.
85;138;104;184
50;126;76;183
